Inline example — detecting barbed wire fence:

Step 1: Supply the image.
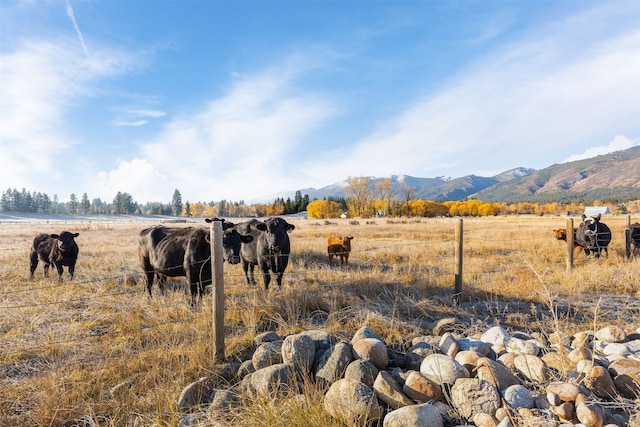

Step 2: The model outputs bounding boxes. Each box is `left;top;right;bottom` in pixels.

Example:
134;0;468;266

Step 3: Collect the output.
1;215;638;371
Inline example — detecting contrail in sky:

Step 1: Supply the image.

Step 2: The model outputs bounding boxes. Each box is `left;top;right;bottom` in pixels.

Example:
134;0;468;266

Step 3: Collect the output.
65;0;89;58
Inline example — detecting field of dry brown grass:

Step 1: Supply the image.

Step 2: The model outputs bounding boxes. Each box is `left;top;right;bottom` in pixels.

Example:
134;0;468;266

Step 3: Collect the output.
1;216;639;426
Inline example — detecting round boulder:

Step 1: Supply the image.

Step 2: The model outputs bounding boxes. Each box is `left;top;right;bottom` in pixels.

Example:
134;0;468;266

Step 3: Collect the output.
352;337;388;370
323;378;383;425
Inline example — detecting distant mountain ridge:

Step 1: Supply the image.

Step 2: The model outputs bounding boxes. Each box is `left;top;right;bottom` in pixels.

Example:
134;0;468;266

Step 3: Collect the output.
256;146;640;204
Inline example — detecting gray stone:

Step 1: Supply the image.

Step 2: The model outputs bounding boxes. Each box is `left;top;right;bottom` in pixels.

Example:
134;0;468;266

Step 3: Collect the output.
252;340;283;370
383;403;444;427
450;378;501;419
481;326;510;346
405;341;437;371
351;325;384;344
344;359;378;388
595;326;626;343
513;354;550;383
373;370;414;410
323;378;383;425
420;353;469;386
282;333;316;375
476;357;521;391
208;389;239;413
502;384;534;410
457;338;491;356
315;342;353;387
439;332;459;358
254;331;281;345
177;377;214;412
250;363;293;397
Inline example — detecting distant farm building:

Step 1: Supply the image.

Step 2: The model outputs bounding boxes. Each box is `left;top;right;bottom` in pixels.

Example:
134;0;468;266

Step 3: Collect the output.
583;206;611;216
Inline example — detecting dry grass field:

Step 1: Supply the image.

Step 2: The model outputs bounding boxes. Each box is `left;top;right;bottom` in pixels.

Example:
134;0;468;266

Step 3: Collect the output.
1;215;639;426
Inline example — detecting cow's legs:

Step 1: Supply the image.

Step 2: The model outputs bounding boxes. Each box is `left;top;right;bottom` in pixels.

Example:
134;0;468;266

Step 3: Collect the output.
157;274;167;295
275;272;284;288
54;262;64;281
68;262;75;279
242;261;256;285
43;261;51;277
189;282;199;308
260;262;271;290
29;253;39;280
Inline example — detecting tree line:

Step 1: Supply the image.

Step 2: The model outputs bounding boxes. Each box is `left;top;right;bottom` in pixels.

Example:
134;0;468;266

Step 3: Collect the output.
0;188;311;217
2;180;638;219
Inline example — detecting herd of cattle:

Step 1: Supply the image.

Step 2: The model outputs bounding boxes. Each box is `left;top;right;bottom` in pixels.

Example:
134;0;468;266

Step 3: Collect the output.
27;214;640;307
553;214;640;258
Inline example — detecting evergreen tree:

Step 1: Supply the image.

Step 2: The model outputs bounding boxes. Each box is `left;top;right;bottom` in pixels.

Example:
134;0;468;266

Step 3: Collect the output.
68;193;79;214
81;193;90;214
172;189;183;216
112;192;137;214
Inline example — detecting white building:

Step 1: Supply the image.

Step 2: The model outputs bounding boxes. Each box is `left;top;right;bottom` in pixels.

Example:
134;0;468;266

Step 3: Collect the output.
583;206;611;216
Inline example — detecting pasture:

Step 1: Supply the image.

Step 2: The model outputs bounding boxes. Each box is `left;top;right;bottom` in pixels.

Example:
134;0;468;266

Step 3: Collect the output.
1;216;639;426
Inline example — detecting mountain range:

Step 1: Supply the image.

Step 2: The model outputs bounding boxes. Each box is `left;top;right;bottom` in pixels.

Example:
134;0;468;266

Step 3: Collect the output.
260;146;640;204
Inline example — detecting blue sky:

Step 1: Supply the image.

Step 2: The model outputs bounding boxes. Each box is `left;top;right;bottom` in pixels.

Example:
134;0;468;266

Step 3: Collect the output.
1;0;639;204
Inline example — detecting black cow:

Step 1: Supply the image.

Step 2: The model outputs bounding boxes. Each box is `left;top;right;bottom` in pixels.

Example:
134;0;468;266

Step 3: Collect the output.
235;217;295;290
629;222;640;256
575;214;612;258
138;221;251;307
29;232;80;280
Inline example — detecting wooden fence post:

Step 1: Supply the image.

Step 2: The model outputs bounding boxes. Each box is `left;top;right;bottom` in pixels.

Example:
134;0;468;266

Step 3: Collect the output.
210;220;225;362
454;218;463;305
626;215;631;259
566;218;574;273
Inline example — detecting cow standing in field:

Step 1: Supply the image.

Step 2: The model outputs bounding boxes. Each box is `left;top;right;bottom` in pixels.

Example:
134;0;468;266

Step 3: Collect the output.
29;232;80;280
234;217;295;290
552;227;582;252
629;222;640;257
575;214;612;258
138;219;251;307
327;236;353;267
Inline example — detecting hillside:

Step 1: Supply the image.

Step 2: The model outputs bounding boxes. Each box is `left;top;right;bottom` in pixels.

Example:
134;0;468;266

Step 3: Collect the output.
277;146;640;204
472;146;640;203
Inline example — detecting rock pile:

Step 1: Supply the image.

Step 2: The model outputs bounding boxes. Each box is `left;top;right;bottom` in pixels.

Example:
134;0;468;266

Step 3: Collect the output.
175;321;640;426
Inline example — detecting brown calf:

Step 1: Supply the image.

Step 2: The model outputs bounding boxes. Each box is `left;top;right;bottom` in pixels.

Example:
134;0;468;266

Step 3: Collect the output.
328;236;353;267
553;228;582;252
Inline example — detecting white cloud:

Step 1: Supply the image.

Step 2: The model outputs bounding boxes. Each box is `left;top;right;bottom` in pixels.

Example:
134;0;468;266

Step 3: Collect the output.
65;0;89;58
0;31;143;194
113;120;148;127
98;62;337;202
300;18;640;184
564;135;638;163
94;158;169;202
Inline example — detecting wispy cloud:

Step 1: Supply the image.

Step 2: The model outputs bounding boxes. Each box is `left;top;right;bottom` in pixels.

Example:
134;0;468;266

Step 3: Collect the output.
112;107;166;127
95;60;337;202
65;0;89;58
301;9;640;182
0;35;142;194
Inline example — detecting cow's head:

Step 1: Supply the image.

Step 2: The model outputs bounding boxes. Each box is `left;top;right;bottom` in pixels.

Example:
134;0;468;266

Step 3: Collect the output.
50;232;79;252
578;214;603;248
342;236;354;251
222;229;252;264
256;217;295;253
553;229;567;241
205;217;235;230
